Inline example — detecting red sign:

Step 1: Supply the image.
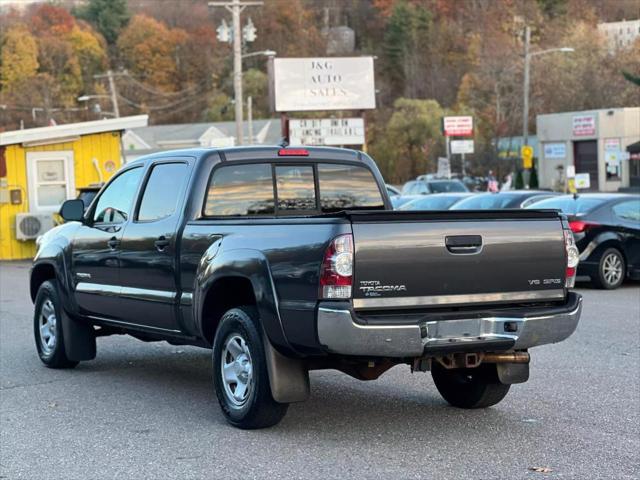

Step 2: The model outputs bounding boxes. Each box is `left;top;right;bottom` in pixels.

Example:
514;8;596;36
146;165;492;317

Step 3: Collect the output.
572;115;596;137
443;116;473;137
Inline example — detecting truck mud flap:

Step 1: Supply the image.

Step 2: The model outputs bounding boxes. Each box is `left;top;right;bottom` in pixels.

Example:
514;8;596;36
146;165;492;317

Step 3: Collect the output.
61;309;96;361
263;334;309;403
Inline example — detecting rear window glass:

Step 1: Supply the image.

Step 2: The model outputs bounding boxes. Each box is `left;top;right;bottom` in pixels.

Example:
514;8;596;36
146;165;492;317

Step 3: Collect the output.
204;164;274;216
275;165;316;212
612;199;640;222
427;180;468;193
526;196;607;216
451;194;515;210
400;195;467;211
318;163;384;212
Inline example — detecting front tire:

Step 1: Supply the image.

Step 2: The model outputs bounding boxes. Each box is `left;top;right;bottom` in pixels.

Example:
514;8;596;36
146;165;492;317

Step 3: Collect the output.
431;362;510;409
212;307;288;429
34;280;78;369
592;247;625;289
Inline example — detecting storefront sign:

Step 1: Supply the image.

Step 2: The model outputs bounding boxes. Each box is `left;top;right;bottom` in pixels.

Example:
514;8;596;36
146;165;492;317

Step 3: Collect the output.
575;173;591;189
443;116;473;137
572;115;596;136
604;138;621;151
273;57;376;112
450;139;474;154
289;118;365;145
543;143;566;159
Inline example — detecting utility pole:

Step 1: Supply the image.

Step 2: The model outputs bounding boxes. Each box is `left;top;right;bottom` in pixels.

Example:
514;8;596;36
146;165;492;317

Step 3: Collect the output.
210;0;263;145
94;70;121;118
247;96;253;145
522;26;531;147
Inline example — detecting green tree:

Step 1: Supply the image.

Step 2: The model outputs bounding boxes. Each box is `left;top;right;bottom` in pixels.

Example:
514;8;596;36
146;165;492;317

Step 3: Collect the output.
74;0;129;45
369;98;445;182
0;26;39;91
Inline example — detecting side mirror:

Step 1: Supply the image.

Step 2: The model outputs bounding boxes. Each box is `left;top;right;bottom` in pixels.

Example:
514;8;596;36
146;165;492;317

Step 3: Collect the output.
60;199;85;222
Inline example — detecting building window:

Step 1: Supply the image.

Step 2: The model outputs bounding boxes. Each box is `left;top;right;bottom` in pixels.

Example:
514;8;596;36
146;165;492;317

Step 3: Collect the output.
26;151;75;212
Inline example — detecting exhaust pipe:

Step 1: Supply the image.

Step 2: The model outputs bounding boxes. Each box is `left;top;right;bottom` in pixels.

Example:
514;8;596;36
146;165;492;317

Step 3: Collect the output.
482;352;530;364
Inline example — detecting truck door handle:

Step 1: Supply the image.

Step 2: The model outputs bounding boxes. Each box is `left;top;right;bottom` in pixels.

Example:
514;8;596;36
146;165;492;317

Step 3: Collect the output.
107;237;119;250
445;235;483;254
154;236;169;251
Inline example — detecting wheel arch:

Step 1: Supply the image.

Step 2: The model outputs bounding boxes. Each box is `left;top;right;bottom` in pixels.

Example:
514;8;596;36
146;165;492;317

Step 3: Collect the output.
194;248;296;356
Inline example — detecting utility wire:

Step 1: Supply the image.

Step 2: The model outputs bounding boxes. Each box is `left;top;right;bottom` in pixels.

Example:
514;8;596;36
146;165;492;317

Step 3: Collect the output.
120;72;207;98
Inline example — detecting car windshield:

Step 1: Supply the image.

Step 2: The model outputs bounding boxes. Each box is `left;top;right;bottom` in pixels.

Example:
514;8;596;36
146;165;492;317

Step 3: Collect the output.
427;180;468;193
399;195;466;210
526;196;608;216
451;194;515;210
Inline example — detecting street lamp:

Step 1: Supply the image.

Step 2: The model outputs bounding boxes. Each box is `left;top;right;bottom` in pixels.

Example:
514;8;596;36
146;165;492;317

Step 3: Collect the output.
77;95;116;117
522;26;574;147
521;26;573;186
241;49;276;59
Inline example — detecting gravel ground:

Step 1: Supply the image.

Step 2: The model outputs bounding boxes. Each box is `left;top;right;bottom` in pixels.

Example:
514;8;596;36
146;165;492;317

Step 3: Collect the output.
1;261;639;479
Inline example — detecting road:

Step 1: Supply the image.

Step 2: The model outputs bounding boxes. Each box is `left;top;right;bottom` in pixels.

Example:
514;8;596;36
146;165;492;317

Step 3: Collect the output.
1;261;638;479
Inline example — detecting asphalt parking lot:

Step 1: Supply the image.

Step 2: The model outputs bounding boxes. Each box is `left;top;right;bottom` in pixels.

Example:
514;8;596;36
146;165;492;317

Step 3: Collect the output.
1;261;638;480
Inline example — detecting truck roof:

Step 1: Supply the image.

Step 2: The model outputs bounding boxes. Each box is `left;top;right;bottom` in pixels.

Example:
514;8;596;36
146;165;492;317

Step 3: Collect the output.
127;145;368;167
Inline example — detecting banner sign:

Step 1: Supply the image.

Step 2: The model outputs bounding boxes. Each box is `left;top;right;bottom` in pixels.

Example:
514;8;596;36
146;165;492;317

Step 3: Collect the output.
450;139;474;154
572;115;596;137
543;143;566;159
443;116;473;137
289;118;365;145
273;57;376;112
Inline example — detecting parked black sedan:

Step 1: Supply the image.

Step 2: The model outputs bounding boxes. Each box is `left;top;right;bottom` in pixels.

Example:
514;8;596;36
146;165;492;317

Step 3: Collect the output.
527;194;640;289
451;190;557;210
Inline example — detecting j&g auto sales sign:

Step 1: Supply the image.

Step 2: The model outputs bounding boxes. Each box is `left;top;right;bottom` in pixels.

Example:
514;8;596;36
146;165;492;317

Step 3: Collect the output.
273;57;376;112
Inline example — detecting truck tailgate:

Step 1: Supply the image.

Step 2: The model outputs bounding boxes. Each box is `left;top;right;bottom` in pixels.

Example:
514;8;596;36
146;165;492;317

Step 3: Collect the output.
348;210;566;310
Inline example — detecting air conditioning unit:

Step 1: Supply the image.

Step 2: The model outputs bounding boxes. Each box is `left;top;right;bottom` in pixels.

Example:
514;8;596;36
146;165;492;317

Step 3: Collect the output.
15;213;54;241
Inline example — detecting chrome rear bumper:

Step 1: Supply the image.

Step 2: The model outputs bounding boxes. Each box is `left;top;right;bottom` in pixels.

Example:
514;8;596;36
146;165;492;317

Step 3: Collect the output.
317;294;582;358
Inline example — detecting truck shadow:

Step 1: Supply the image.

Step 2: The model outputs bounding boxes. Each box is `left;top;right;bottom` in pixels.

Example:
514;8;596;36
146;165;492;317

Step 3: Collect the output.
74;347;520;435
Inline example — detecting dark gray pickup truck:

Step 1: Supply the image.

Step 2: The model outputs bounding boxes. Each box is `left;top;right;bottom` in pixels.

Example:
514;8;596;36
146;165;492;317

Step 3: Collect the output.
31;146;582;428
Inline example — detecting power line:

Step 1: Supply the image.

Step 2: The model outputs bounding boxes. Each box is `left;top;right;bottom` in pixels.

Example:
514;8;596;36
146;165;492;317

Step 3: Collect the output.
121;73;207;98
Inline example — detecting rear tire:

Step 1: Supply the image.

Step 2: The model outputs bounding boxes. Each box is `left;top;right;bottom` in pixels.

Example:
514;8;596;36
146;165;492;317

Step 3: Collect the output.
592;247;625;290
212;306;288;429
34;280;79;369
431;362;510;409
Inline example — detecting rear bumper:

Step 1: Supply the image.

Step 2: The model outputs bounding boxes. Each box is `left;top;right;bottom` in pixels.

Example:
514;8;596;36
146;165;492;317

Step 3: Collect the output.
317;293;582;358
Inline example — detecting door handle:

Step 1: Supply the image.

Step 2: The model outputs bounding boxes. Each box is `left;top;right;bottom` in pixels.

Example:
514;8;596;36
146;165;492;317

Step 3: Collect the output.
107;237;119;250
154;236;170;251
445;235;483;254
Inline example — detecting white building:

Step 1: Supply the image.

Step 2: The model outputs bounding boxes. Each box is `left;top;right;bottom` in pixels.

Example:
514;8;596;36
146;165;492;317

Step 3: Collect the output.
597;19;640;52
536;108;640;192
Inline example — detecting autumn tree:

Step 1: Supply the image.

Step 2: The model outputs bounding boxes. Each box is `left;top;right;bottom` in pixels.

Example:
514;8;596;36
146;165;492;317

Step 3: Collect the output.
117;14;187;92
0;26;39;91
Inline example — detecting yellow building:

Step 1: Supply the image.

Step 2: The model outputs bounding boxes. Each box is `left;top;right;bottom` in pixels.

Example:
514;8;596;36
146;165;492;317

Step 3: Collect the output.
0;115;148;260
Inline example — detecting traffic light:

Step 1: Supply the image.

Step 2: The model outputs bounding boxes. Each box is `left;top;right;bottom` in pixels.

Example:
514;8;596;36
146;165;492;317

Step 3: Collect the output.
243;18;256;43
217;19;231;43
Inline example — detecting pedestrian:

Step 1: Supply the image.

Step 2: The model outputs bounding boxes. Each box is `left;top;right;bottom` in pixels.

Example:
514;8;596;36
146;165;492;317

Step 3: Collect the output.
487;170;499;192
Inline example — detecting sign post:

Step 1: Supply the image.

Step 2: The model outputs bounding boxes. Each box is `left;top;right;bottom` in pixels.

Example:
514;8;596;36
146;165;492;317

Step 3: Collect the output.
442;116;473;176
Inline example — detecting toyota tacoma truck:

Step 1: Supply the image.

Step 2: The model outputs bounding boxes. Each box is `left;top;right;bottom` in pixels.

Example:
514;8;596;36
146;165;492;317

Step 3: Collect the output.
31;146;582;429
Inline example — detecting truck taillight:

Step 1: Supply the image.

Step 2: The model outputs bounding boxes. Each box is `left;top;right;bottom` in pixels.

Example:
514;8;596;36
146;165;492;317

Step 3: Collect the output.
564;229;579;288
319;234;353;299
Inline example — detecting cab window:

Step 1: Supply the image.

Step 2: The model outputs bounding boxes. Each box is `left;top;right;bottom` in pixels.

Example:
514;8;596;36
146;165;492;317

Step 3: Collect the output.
138;163;189;222
93;167;143;224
